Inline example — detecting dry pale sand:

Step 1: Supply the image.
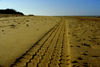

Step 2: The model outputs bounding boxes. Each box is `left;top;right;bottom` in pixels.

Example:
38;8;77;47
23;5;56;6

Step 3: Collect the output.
0;16;61;67
66;17;100;67
10;17;70;67
0;16;100;67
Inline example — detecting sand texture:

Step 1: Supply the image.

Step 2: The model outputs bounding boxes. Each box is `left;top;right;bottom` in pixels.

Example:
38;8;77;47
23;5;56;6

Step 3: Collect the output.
0;16;61;67
0;16;100;67
66;17;100;67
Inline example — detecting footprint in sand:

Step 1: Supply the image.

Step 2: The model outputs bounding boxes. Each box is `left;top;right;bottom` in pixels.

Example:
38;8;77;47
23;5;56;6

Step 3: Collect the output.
71;45;73;47
18;23;20;24
82;43;91;47
85;51;88;52
82;62;88;67
76;45;80;48
72;65;80;67
97;43;100;45
77;57;83;60
80;52;88;55
68;32;70;34
76;36;78;38
2;30;4;32
26;20;29;22
77;39;81;42
71;60;78;63
26;24;29;27
92;55;99;57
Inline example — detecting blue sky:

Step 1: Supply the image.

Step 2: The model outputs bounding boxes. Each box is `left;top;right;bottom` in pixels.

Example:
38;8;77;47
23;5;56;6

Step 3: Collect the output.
0;0;100;16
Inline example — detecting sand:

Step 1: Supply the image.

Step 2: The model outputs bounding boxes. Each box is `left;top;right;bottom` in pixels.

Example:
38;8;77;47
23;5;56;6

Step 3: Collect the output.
0;16;100;67
66;17;100;67
10;17;70;67
0;16;61;67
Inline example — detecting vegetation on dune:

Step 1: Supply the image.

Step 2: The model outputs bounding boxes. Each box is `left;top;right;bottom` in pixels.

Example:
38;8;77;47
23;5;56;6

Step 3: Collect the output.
0;8;24;15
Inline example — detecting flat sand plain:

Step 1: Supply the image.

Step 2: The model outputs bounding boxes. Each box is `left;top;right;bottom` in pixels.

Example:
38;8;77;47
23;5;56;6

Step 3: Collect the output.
0;16;61;67
0;16;100;67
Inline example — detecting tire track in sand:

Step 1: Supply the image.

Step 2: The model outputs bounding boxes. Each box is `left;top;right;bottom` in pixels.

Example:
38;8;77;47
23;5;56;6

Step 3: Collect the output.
37;18;64;67
59;18;71;67
47;18;64;67
26;18;63;67
11;17;70;67
11;17;63;67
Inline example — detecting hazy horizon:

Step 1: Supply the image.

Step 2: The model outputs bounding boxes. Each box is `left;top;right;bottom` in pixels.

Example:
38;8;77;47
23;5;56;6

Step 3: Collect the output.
0;0;100;16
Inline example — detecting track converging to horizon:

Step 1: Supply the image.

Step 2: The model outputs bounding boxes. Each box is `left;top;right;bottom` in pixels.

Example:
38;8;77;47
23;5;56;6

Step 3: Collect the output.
11;17;70;67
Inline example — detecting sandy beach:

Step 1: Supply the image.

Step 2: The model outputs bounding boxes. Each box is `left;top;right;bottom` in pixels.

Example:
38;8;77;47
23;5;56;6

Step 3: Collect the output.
0;16;100;67
66;17;100;67
0;16;61;67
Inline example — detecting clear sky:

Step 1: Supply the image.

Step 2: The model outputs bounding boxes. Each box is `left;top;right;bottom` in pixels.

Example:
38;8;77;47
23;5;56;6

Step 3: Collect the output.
0;0;100;16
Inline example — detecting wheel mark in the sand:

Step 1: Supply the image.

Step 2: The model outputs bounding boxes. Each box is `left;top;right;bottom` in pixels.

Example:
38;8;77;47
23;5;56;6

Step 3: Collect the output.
48;20;64;67
59;25;67;66
25;24;59;66
11;20;60;67
25;19;62;66
37;19;63;67
36;42;54;67
37;25;61;66
9;17;65;66
12;32;52;66
59;18;71;67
